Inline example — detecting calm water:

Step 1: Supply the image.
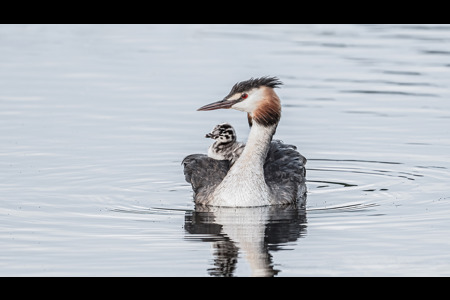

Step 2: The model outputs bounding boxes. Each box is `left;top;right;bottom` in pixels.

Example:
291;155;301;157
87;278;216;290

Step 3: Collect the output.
1;24;450;276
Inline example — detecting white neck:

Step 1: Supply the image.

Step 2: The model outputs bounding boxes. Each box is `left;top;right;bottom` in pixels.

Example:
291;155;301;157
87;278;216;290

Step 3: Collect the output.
209;122;277;207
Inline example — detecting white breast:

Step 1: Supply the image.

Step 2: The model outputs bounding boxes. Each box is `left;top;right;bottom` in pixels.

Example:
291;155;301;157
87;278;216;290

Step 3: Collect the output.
208;123;275;207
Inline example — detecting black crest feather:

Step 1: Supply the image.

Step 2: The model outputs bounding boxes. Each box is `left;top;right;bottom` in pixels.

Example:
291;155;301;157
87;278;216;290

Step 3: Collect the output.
224;76;283;99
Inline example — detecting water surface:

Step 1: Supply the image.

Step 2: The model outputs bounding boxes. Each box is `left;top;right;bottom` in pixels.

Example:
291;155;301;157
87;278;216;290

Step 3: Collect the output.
1;24;450;276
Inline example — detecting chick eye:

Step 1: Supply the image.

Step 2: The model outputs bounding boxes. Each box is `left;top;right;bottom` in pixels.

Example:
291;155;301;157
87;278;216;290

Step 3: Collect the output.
241;93;248;99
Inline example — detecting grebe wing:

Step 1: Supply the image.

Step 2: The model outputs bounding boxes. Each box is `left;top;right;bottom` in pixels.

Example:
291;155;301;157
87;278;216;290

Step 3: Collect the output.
182;154;230;204
264;140;307;205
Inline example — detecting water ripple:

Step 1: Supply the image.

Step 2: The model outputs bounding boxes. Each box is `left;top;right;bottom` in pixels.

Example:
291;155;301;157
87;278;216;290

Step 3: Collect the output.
341;89;438;97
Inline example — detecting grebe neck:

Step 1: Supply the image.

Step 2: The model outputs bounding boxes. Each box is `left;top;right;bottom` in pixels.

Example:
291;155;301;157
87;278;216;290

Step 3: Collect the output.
209;122;277;207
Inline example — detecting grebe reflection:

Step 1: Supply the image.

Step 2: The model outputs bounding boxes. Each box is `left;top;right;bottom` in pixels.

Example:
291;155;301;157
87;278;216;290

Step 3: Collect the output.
184;203;307;277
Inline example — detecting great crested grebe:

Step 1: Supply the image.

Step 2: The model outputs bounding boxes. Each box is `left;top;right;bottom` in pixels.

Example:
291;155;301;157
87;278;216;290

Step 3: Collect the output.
182;76;307;207
206;123;245;166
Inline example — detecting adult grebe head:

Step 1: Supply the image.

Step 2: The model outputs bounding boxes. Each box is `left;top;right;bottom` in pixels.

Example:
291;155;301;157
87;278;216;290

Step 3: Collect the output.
197;76;283;127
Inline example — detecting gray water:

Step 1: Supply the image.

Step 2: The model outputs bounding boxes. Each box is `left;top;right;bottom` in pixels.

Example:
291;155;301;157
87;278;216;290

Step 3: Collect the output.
1;24;450;276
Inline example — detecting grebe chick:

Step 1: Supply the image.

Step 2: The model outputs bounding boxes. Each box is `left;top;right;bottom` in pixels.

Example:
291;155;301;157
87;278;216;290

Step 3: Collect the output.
206;123;245;166
182;76;307;207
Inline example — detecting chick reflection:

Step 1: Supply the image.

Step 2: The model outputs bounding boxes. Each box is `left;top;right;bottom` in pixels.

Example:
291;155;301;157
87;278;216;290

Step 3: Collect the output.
184;204;307;277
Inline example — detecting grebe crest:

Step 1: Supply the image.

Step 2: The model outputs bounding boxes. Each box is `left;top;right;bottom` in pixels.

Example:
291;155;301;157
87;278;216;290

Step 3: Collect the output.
206;123;245;166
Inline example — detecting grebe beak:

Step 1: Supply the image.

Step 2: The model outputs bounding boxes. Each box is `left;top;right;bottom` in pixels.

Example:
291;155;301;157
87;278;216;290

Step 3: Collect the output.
197;99;240;111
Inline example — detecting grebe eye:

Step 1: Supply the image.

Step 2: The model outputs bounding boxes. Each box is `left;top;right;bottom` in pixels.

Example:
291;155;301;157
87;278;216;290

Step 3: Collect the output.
241;93;248;99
